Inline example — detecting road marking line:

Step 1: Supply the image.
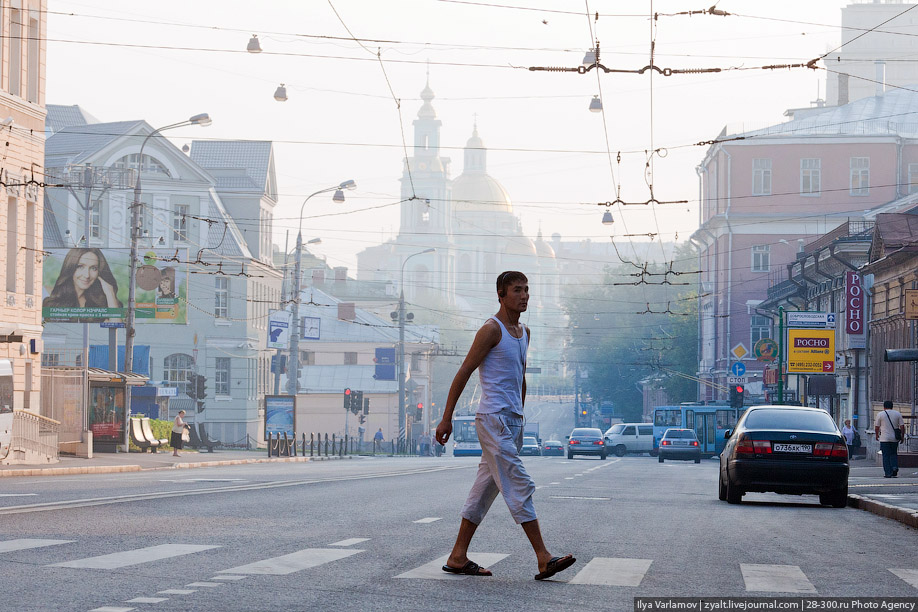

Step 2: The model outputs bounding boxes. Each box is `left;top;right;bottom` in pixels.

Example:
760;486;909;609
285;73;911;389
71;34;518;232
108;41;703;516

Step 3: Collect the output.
890;568;918;588
550;482;560;485
90;607;135;612
329;538;370;547
157;589;196;595
413;517;442;524
0;493;37;497
741;564;817;593
210;575;245;580
395;553;509;580
568;557;652;586
549;496;611;501
125;597;168;603
50;544;219;570
186;582;222;587
564;477;574;480
219;548;362;575
0;538;73;553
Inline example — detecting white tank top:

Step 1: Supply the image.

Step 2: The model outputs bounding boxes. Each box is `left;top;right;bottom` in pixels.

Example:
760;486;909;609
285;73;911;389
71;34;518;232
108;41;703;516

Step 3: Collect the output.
477;316;528;415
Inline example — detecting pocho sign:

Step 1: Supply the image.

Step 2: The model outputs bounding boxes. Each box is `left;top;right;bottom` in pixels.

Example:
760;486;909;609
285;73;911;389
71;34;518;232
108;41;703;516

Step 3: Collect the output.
786;328;835;374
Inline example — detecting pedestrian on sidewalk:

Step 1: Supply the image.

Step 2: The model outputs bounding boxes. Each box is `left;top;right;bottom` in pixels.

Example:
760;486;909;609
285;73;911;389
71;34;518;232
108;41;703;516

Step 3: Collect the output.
171;410;189;457
373;428;384;453
842;419;856;459
435;271;575;581
419;431;432;457
875;400;906;478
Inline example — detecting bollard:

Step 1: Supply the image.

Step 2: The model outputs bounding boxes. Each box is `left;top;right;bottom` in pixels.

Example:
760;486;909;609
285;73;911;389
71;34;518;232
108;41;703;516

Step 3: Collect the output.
332;434;336;456
267;432;272;458
302;432;307;458
282;432;289;457
340;435;345;457
310;432;314;457
344;434;348;456
324;433;329;456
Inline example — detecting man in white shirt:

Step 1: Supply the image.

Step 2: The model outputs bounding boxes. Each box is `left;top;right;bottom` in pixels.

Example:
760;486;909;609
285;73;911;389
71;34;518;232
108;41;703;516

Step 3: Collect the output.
875;400;906;478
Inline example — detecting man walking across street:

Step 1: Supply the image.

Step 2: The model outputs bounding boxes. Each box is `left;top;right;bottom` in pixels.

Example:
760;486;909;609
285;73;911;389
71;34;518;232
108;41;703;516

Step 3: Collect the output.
875;400;906;478
435;271;575;581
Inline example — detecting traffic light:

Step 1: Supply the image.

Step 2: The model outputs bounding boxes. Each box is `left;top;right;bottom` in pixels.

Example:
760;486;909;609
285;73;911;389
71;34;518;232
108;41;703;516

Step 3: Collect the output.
730;385;745;409
415;402;423;421
353;391;364;415
343;388;352;411
363;396;370;416
196;375;207;400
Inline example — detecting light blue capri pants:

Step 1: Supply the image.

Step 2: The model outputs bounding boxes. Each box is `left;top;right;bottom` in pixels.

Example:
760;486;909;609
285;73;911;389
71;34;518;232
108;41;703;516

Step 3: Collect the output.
460;410;537;525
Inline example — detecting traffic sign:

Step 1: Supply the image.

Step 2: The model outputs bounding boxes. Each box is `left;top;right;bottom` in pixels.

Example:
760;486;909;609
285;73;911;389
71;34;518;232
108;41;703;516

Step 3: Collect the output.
730;362;746;377
727;376;748;384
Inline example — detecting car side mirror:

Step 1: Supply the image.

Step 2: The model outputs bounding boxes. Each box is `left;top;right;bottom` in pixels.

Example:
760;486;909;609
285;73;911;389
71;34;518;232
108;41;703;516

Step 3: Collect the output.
724;430;732;439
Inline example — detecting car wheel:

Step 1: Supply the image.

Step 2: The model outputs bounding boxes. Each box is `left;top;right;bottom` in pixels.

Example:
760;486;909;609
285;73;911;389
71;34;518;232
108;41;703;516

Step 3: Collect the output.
614;445;626;457
649;448;658;457
725;477;743;504
658;455;664;463
718;471;727;501
694;457;701;464
819;487;848;508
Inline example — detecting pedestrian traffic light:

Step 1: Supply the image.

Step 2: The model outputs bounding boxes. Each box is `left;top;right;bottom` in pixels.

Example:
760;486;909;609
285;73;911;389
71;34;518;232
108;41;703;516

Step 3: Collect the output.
730;384;745;409
343;388;352;411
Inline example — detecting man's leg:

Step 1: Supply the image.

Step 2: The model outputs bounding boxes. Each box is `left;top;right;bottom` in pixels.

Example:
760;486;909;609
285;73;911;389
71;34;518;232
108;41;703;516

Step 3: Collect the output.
881;442;895;476
445;517;490;575
521;519;553;571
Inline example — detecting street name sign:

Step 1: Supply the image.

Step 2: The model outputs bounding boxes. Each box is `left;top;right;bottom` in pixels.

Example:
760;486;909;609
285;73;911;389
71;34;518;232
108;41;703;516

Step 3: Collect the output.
787;311;836;329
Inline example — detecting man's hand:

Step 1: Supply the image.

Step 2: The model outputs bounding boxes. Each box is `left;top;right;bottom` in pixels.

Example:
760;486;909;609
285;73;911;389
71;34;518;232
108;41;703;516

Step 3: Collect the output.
435;419;452;446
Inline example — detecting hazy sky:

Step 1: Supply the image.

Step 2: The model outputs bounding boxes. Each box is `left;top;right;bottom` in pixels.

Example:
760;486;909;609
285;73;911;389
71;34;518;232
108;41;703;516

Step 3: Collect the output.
46;1;855;271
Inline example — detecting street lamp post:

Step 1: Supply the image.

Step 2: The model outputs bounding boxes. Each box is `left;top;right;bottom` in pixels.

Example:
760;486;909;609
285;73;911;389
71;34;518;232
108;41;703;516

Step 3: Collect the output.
287;180;356;396
123;113;211;451
398;248;435;452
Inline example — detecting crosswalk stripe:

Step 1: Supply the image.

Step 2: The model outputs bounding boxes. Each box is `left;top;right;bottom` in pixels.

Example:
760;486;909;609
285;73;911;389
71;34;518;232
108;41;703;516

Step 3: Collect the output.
890;568;918;588
568;557;653;586
157;589;196;595
218;548;363;576
329;538;369;547
395;553;508;580
50;544;219;570
186;582;222;588
125;597;168;604
210;575;246;581
741;564;817;593
0;538;73;553
90;607;135;612
413;517;442;524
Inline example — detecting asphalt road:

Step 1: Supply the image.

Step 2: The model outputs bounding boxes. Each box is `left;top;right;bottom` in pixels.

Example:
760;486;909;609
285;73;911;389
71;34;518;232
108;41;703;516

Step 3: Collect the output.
1;454;915;611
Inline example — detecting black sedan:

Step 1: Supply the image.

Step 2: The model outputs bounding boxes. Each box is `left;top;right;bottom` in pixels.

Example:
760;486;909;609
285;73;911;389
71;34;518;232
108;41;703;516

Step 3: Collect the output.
658;428;701;463
567;427;606;460
718;405;849;507
541;440;565;456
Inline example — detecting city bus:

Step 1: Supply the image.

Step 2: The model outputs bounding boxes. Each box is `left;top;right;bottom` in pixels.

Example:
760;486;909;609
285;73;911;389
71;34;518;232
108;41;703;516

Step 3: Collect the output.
652;404;740;457
452;414;482;457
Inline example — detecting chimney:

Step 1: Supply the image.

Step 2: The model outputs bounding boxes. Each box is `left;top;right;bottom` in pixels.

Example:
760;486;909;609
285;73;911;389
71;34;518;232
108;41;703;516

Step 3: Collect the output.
876;61;886;97
334;266;348;283
337;302;356;321
838;73;849;106
312;269;325;285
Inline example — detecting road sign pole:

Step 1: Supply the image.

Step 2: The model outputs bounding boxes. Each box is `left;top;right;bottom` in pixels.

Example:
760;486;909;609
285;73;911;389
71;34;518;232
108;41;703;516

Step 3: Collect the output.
778;306;784;405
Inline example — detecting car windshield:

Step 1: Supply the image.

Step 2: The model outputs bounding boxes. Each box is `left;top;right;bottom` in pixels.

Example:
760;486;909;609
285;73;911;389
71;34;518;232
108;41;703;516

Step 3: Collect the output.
523;437;538;445
664;429;696;439
571;428;601;437
744;409;837;432
607;424;625;435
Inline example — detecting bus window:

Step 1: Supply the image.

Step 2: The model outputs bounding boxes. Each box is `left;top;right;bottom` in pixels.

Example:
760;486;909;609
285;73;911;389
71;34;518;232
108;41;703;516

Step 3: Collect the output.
453;420;479;443
716;409;737;430
686;410;694;430
654;409;681;427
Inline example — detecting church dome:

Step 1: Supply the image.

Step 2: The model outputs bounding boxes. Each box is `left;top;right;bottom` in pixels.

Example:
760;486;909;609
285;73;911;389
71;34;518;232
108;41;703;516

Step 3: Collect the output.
534;236;555;258
504;237;538;257
452;122;512;213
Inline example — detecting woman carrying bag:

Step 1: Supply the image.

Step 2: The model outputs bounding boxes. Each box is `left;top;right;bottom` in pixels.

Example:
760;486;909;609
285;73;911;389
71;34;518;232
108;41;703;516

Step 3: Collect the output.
171;410;190;457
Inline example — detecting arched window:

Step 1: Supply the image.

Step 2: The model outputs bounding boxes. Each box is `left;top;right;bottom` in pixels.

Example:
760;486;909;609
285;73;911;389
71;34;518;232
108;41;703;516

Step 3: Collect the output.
163;353;194;394
114;153;172;177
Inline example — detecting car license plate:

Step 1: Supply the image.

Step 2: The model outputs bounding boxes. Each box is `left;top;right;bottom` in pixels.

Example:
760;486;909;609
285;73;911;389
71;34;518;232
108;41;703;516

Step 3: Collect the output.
773;443;812;453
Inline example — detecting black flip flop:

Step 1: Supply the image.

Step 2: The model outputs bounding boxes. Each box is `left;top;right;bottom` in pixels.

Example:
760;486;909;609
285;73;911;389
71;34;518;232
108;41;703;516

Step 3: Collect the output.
442;560;492;576
534;555;576;581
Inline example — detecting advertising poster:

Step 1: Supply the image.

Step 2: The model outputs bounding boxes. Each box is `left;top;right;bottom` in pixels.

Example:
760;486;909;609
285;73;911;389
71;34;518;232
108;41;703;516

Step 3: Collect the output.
265;395;295;440
268;310;291;349
786;328;836;374
42;248;188;324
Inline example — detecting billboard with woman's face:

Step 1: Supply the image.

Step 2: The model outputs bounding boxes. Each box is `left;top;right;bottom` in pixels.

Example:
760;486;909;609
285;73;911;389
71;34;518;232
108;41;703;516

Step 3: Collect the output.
42;248;188;324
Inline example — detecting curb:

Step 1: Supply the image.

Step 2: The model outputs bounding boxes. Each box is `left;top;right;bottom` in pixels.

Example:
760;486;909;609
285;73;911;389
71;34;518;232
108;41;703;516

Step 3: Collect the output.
0;455;353;477
848;493;918;529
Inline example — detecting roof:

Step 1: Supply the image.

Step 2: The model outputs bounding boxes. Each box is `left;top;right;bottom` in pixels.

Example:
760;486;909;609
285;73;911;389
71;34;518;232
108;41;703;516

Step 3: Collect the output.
45;120;144;166
204;197;247;257
873;212;918;249
736;86;918;139
45;105;100;134
43;196;64;248
189;140;273;195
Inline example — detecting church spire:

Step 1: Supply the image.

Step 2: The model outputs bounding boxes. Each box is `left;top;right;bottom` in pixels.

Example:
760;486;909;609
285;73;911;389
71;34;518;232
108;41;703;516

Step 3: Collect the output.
463;118;486;174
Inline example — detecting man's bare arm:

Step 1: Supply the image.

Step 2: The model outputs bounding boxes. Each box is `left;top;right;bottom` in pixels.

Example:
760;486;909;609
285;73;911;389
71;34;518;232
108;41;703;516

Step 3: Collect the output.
435;322;501;445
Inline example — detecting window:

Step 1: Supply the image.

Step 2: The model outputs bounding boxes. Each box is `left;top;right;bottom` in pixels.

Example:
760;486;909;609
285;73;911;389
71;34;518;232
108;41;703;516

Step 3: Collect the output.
344;352;358;365
908;163;918;194
751;245;770;272
410;353;421;372
214;277;228;318
173;204;189;242
622;426;635;436
114;154;172;177
299;350;315;365
163;354;194;394
752;158;771;195
25;201;33;294
26;10;38;103
9;7;21;96
89;199;102;240
215;357;231;395
638;426;653;436
7;197;17;292
751;314;771;346
41;351;61;367
800;158;821;195
850;157;869;196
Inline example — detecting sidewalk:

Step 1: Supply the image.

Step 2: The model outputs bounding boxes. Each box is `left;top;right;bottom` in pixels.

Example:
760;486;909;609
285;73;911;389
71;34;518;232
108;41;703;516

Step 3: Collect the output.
0;448;353;477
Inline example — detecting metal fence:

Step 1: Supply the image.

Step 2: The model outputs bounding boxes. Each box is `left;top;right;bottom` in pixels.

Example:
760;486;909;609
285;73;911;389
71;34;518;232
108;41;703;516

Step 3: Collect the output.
10;410;60;462
40;368;84;444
